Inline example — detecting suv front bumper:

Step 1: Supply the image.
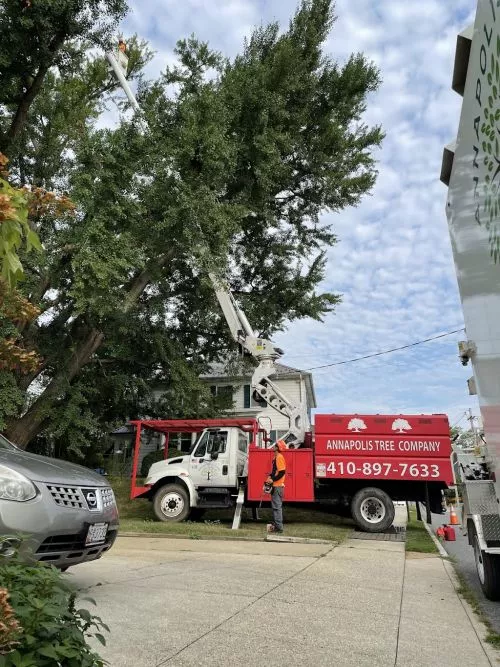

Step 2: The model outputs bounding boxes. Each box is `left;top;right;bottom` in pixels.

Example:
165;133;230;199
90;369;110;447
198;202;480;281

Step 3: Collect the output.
0;481;119;568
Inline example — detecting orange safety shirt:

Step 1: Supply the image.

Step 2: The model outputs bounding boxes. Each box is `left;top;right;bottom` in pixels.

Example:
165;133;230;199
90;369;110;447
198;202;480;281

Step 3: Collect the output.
272;452;286;487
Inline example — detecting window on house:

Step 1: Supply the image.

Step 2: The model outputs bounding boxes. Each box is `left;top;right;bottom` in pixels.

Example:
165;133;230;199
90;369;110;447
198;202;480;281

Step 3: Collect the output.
171;433;193;453
269;430;288;444
210;385;234;401
243;384;267;408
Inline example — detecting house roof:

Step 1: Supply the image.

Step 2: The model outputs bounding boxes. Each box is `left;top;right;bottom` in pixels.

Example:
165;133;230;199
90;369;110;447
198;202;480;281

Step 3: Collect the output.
200;360;304;378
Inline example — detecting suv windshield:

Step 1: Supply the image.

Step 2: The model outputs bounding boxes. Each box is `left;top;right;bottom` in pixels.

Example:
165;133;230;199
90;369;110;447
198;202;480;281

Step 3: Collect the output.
0;434;17;451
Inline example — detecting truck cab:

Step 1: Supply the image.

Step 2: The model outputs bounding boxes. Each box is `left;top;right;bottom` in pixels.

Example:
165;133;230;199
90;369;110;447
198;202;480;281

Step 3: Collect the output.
142;424;253;522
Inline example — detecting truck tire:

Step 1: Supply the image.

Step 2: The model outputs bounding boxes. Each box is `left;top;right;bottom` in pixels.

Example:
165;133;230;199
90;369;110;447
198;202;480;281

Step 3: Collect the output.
350;487;395;533
472;527;500;601
153;484;190;522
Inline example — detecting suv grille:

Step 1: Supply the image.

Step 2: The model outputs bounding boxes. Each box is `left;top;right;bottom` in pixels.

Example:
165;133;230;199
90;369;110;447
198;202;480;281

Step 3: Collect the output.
46;485;116;511
47;485;84;509
101;487;115;509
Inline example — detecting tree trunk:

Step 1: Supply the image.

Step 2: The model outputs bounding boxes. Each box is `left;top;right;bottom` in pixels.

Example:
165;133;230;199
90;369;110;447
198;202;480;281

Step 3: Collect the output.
2;31;66;154
6;254;172;447
4;66;51;153
5;328;104;447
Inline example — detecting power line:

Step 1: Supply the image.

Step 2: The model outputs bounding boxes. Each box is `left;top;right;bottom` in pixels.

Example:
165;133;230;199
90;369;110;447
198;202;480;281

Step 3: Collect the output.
291;327;465;373
451;412;467;429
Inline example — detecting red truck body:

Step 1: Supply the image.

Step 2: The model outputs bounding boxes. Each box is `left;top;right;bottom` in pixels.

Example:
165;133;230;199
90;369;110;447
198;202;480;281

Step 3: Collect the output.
247;413;453;502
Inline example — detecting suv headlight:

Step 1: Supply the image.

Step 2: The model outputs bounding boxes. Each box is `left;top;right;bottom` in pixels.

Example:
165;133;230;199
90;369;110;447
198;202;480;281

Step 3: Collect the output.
0;465;36;501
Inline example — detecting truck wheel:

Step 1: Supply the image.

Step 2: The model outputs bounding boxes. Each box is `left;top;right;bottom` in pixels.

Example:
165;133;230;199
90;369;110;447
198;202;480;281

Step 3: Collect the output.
351;487;395;533
472;527;500;601
153;484;190;522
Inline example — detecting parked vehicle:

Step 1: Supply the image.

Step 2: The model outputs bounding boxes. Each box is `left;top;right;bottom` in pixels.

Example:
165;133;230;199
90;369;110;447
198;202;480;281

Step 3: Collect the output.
131;413;451;533
440;0;500;599
0;434;119;569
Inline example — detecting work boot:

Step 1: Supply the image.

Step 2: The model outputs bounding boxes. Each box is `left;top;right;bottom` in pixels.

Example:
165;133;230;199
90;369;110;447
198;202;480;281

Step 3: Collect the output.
267;523;283;534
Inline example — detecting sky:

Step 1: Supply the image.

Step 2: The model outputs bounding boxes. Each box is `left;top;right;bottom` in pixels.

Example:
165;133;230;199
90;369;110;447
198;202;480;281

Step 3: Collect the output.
120;0;480;426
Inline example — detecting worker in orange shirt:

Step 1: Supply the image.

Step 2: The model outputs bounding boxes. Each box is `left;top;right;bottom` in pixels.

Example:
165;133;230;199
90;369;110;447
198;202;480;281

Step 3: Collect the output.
266;440;287;533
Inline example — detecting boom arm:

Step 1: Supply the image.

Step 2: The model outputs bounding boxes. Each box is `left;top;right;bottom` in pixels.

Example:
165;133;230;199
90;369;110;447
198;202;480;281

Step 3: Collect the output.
106;45;308;447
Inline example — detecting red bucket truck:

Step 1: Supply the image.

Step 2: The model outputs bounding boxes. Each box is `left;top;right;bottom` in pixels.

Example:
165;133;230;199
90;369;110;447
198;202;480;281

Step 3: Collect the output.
131;412;451;533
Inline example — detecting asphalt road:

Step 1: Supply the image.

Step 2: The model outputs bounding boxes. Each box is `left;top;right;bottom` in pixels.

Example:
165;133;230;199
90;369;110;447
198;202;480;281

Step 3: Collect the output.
430;511;500;634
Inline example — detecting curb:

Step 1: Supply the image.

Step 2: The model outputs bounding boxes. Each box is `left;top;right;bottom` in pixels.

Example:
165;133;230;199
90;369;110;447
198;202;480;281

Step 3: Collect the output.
265;535;335;545
118;531;266;542
423;521;448;557
118;532;340;545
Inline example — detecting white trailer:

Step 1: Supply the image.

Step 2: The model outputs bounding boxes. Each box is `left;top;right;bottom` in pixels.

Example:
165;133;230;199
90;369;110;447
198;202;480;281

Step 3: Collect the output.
441;0;500;600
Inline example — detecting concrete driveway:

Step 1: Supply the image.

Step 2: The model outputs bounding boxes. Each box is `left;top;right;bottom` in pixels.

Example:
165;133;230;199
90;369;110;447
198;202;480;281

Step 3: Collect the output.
68;535;496;667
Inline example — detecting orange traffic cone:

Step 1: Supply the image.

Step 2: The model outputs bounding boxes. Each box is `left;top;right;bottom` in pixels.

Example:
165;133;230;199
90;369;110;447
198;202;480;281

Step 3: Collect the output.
449;505;460;526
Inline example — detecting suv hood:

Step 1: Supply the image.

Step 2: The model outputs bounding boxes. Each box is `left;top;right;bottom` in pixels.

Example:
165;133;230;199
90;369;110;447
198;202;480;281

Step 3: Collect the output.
0;449;108;486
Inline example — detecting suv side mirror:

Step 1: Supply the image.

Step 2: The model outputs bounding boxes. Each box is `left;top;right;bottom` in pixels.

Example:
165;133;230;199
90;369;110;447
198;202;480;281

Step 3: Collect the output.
211;451;219;460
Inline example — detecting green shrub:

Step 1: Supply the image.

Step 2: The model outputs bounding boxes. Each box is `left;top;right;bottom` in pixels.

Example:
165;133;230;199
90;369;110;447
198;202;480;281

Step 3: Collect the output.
141;449;164;476
0;546;108;667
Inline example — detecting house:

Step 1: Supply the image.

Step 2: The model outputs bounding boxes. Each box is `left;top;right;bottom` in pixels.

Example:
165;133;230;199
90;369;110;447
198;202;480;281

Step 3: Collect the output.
108;424;165;476
108;361;316;472
199;361;316;443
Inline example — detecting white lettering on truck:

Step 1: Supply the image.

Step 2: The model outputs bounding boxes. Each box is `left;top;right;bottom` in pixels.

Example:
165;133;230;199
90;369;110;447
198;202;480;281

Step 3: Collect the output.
325;439;440;453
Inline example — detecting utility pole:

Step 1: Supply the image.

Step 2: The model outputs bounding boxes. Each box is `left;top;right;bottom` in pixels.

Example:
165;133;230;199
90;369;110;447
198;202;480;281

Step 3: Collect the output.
467;408;478;448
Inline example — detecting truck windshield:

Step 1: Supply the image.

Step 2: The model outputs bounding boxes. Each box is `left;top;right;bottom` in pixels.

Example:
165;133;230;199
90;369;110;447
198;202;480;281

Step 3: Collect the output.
0;434;17;450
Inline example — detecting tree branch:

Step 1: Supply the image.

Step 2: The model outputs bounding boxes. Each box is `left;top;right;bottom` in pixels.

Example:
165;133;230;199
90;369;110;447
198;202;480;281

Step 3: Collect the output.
3;31;67;153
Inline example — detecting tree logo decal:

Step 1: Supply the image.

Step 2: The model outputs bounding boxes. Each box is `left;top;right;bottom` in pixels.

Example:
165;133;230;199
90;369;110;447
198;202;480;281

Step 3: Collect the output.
347;418;367;433
478;29;500;262
392;418;412;434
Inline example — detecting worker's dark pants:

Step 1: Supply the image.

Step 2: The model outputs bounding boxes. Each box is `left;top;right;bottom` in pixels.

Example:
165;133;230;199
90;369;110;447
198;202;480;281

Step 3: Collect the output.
271;486;284;531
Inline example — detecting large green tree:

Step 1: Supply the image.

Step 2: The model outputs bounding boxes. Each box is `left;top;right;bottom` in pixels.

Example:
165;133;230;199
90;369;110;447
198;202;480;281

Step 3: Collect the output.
1;0;383;458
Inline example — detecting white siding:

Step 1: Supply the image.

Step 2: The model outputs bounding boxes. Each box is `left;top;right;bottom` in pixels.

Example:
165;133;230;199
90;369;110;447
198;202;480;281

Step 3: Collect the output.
152;374;312;436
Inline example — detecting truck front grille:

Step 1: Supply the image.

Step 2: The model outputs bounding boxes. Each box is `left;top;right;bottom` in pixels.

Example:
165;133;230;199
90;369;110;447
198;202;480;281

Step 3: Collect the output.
47;485;84;509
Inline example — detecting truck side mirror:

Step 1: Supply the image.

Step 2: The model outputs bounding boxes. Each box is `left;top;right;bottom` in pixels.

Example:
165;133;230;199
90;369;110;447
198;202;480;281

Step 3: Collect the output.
210;437;221;459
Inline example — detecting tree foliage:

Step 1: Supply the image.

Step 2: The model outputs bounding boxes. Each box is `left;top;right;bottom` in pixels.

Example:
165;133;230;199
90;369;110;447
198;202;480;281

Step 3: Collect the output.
0;0;128;154
451;426;480;450
0;0;384;459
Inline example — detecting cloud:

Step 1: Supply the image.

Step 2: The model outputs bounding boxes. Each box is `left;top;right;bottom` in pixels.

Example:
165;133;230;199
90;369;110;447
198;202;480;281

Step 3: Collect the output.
119;0;479;419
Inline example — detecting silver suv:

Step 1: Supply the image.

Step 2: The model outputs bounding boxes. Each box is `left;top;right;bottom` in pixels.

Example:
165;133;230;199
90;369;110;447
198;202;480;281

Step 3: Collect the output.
0;434;119;569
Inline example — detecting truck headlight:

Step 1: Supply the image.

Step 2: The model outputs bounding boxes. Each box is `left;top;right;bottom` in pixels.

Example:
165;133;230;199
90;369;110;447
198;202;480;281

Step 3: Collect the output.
0;465;36;501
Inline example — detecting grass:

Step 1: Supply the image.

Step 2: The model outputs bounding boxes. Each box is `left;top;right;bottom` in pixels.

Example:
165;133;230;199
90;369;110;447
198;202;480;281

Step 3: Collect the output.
405;509;438;553
111;477;352;543
454;568;500;649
